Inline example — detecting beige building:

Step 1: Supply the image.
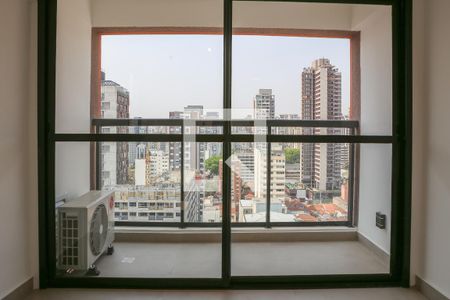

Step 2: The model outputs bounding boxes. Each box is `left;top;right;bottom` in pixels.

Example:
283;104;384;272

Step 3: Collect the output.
254;144;285;202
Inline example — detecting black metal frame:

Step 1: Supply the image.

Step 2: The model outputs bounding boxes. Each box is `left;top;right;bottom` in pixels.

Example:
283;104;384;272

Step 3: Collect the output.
38;0;412;290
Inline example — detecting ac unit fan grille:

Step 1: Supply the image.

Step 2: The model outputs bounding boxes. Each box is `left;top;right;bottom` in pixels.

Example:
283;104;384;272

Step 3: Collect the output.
60;212;79;266
89;203;108;256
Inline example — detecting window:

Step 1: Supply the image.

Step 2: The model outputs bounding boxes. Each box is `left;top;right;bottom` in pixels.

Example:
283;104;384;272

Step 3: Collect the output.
138;202;148;209
101;102;110;110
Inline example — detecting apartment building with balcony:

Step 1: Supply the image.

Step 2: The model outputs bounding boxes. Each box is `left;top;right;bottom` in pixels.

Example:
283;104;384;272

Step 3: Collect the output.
100;75;130;187
301;59;345;194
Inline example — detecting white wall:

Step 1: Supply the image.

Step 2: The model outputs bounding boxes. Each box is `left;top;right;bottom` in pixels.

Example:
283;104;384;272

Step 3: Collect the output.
56;0;92;133
28;0;39;289
55;143;91;199
352;6;392;254
352;6;392;136
410;0;426;286
55;0;92;200
91;0;354;30
411;0;450;296
234;2;352;30
358;144;392;254
92;0;223;28
0;0;34;297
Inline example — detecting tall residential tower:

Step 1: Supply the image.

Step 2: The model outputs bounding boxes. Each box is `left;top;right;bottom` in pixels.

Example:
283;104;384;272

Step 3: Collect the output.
101;75;130;187
301;58;343;194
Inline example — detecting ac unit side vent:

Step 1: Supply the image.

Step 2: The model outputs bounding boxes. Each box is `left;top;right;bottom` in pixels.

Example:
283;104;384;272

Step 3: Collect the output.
61;212;79;267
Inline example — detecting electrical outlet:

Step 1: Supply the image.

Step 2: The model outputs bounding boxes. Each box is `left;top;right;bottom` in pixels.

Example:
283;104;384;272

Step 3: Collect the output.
376;212;386;229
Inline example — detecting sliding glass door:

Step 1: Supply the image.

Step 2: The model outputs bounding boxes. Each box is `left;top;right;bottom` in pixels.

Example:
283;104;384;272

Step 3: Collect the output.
52;0;225;280
229;1;394;277
39;0;411;288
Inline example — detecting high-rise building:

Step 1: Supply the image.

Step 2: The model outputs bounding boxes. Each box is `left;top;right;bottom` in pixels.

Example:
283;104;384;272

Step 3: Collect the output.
101;76;129;187
202;110;222;159
301;58;343;193
218;158;242;222
183;105;204;171
184;171;205;223
135;149;170;186
254;144;285;202
182;105;222;173
278;114;301;135
254;89;275;120
234;152;255;183
146;150;170;181
128;117;147;167
168;111;183;171
341;114;350;172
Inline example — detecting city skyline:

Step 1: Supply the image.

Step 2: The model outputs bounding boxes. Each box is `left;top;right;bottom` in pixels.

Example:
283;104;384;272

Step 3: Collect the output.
102;34;350;119
101;51;349;223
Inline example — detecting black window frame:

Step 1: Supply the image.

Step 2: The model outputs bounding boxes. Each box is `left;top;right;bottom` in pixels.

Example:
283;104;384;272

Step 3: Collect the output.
38;0;412;289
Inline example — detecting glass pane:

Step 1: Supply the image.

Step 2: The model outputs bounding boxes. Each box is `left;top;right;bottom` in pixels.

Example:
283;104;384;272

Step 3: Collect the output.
231;142;391;276
55;0;224;133
271;143;350;223
230;0;392;278
55;141;222;278
230;142;267;223
231;1;392;135
184;142;223;223
99;142;181;223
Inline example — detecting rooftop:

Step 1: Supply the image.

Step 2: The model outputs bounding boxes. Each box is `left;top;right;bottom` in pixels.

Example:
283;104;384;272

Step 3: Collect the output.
244;211;296;222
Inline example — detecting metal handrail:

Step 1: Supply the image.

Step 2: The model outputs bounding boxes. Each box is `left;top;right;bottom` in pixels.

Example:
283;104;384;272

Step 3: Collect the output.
92;118;359;128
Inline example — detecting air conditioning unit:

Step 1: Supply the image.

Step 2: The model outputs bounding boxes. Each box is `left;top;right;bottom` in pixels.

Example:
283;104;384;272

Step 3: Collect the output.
57;191;115;275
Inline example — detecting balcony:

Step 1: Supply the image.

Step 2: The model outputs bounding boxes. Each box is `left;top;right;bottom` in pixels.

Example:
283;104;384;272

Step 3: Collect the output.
56;118;389;278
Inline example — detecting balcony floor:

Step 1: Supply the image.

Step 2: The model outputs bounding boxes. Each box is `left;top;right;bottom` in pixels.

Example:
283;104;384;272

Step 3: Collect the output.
94;240;389;278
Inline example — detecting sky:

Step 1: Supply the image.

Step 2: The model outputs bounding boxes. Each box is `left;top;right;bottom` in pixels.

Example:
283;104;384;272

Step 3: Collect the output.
102;34;350;119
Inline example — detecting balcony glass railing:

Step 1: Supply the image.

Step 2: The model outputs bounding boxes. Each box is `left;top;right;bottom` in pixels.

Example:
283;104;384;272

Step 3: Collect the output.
92;118;358;227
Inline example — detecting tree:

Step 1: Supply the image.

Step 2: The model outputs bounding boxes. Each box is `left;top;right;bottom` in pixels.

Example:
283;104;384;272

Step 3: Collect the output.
284;148;300;164
205;155;221;175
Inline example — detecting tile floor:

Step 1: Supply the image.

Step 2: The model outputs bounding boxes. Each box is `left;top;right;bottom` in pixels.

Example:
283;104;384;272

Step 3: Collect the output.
26;288;427;300
91;241;388;277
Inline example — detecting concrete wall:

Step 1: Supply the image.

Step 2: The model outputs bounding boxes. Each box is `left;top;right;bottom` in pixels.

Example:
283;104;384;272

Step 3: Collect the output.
0;0;34;297
410;0;450;297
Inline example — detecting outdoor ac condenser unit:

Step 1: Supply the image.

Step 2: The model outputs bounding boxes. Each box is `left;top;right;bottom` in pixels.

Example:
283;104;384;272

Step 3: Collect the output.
57;191;115;275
